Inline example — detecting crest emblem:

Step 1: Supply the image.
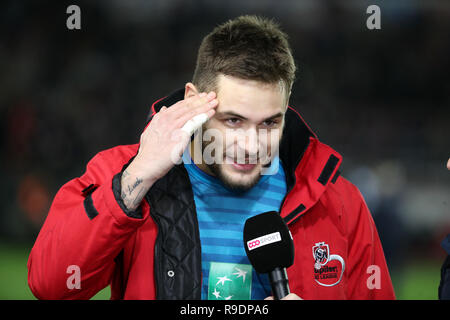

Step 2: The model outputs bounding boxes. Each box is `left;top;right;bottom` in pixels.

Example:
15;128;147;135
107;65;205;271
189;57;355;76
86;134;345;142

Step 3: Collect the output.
312;241;346;287
312;242;329;270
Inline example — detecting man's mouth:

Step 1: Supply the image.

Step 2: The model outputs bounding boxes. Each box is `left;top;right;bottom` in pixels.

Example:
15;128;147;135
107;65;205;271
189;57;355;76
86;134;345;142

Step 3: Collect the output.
231;162;257;171
225;156;258;171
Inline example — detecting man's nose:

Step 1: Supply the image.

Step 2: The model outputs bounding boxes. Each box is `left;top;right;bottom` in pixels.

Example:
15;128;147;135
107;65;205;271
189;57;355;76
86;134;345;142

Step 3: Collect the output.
236;128;259;157
246;128;259;156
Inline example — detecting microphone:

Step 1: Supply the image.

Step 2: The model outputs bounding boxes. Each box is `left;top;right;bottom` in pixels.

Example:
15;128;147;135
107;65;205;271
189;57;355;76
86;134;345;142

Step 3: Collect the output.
243;211;294;300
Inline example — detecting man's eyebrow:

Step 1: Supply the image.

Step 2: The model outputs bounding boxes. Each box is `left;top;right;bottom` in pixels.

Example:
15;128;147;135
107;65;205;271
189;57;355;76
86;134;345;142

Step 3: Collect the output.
216;111;248;120
216;111;284;121
263;112;284;120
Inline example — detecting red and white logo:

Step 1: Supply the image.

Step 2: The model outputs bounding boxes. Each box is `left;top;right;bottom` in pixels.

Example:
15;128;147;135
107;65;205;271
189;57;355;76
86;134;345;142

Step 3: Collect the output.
247;232;281;251
312;242;330;269
312;241;345;287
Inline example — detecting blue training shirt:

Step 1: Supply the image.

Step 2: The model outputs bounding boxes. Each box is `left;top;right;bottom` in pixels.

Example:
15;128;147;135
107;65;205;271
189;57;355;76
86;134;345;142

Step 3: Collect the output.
182;149;287;300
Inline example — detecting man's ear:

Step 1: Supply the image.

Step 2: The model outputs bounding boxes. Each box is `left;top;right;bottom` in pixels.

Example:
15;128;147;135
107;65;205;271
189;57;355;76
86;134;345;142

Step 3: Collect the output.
185;82;199;100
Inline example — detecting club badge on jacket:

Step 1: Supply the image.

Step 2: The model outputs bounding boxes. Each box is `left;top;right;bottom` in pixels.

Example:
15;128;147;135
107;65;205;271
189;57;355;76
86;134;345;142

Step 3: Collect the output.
313;242;345;287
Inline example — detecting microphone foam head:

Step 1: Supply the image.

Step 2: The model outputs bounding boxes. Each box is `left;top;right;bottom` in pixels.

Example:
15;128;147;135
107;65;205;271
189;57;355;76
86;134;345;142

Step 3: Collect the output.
243;211;294;273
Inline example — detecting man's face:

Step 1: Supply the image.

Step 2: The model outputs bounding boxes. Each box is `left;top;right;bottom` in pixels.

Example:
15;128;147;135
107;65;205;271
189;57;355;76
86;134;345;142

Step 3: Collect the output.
194;74;287;192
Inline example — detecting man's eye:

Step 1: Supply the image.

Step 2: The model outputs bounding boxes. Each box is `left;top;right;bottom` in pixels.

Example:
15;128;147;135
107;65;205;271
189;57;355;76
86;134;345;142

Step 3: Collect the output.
261;120;277;127
226;118;241;126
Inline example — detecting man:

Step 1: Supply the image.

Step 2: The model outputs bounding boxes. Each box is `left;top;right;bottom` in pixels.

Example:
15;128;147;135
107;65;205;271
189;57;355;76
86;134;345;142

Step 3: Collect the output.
28;15;395;300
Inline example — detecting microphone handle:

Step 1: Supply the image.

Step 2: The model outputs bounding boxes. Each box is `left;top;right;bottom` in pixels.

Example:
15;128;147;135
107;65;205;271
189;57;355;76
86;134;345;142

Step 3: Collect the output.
268;267;290;300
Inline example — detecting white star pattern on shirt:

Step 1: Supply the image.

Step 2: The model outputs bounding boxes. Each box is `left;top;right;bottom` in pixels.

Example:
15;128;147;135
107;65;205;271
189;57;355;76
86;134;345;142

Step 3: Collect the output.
232;267;248;283
212;288;221;299
225;295;233;300
216;275;232;286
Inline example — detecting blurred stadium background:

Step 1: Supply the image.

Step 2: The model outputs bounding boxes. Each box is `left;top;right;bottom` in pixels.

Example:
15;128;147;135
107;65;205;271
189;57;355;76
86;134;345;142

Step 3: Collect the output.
0;0;449;300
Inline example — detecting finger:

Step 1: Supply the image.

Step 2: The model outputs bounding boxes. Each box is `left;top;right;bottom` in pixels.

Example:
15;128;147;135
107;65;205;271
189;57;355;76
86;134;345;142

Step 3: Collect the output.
181;113;210;136
178;91;216;119
264;296;274;300
184;91;215;106
281;293;302;300
190;91;216;109
150;106;167;123
176;97;218;127
169;129;191;165
163;92;207;114
170;91;217;119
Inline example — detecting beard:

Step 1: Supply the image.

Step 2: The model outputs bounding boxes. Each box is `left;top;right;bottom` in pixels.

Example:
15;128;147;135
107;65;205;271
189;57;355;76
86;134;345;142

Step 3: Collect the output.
201;138;262;193
206;161;262;192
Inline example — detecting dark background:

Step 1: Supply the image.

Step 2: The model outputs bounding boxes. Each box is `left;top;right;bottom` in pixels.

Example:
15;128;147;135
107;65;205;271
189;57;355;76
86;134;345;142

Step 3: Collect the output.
0;0;449;299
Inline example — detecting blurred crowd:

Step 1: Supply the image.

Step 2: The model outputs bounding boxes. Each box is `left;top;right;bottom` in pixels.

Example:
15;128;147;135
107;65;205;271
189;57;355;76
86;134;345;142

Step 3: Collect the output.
0;1;449;275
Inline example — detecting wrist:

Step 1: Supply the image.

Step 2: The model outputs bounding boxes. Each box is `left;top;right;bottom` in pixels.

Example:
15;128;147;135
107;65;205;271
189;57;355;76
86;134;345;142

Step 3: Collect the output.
112;172;143;219
125;155;158;186
120;157;156;212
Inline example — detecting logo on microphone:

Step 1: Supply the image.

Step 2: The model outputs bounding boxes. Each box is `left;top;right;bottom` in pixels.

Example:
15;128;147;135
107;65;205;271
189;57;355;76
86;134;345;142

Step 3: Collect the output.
247;232;281;251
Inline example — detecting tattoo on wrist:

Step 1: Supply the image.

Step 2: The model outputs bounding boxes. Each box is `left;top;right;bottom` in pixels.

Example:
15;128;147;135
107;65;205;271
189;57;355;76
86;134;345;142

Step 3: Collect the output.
128;177;143;195
121;170;146;210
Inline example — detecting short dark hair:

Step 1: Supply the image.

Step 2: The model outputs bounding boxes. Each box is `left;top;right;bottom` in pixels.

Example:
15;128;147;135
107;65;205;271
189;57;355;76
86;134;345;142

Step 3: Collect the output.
192;15;296;99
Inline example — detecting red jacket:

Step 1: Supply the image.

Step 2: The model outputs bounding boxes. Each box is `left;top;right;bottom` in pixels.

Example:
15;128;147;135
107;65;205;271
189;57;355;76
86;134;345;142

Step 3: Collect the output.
28;89;395;300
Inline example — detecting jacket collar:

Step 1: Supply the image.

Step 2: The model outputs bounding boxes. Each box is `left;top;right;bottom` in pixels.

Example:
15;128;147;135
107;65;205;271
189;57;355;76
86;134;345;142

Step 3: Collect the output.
276;102;343;224
148;88;342;225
